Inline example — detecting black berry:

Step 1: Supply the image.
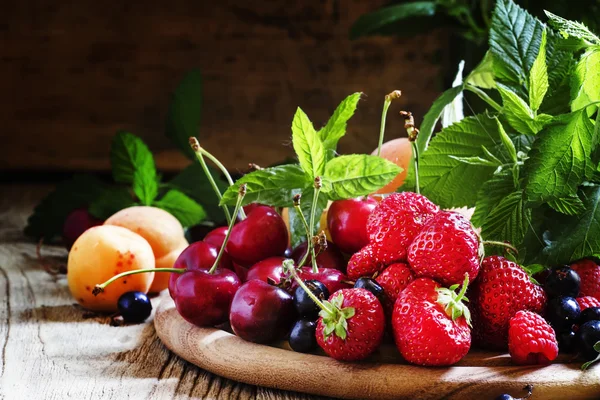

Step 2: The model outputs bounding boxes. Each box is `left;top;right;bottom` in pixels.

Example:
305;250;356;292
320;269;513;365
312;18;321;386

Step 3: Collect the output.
117;291;152;323
546;296;580;331
293;280;329;319
580;307;600;325
557;330;577;353
494;395;514;400
544;266;580;298
578;320;600;360
289;319;317;353
354;277;384;300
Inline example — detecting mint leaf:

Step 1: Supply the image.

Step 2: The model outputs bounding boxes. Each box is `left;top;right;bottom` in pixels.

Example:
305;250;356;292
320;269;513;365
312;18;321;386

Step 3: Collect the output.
541;185;600;264
220;164;310;207
322;154;401;200
349;2;436;39
110;131;155;184
466;51;496;89
471;171;515;227
292;108;326;180
133;167;158;206
497;84;550;134
89;187;135;220
153;190;206;228
529;29;549;113
524;110;595;204
481;191;531;246
417;114;509;208
165;69;202;160
489;0;544;97
548;195;586;216
287;188;328;248
545;10;600;45
318;93;362;157
24;174;106;240
571;49;600;113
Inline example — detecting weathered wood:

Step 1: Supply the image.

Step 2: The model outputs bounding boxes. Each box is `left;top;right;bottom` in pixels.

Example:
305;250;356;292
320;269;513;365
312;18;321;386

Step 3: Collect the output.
0;184;330;399
0;1;448;172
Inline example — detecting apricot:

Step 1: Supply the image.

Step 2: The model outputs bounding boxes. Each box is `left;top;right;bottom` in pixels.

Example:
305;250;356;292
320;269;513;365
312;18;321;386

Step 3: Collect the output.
148;240;188;293
371;137;412;194
67;225;155;312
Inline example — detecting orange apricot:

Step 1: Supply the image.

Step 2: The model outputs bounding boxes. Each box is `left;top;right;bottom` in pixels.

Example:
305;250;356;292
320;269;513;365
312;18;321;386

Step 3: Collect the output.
371;137;412;194
67;225;155;312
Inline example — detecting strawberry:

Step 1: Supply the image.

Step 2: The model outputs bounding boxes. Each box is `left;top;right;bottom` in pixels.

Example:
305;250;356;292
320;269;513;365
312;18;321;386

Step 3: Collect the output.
367;192;439;263
508;310;558;365
316;288;385;361
470;256;547;349
375;262;414;313
571;259;600;300
407;211;481;286
577;296;600;311
392;276;471;366
346;244;384;280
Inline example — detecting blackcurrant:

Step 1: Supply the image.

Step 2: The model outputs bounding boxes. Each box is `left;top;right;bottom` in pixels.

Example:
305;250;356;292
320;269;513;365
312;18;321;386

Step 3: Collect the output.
494;395;514;400
557;330;577;353
117;291;152;323
544;266;580;298
578;320;600;360
289;319;317;353
545;296;580;331
293;280;329;319
580;307;600;325
354;277;384;300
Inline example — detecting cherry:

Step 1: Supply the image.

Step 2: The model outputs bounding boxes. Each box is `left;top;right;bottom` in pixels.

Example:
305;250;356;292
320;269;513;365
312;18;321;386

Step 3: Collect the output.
226;206;289;267
62;208;102;249
203;226;228;249
232;262;250;282
243;203;269;215
246;257;287;284
229;279;295;343
327;197;377;254
291;240;346;272
296;267;351;295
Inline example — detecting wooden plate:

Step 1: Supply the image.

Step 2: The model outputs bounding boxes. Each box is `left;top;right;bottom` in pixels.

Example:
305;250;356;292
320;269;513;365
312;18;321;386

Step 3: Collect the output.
154;295;600;399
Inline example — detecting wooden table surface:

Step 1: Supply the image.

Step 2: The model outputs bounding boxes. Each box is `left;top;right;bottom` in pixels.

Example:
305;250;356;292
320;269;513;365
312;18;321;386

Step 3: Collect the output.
0;184;329;400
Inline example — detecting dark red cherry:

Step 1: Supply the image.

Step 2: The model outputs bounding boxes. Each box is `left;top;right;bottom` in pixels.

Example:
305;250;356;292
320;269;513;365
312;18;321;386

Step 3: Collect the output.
243;203;268;215
291;240;346;272
203;226;228;249
232;262;250;282
226;206;289;267
296;267;351;295
62;208;103;249
246;257;286;284
327;197;377;254
229;279;295;343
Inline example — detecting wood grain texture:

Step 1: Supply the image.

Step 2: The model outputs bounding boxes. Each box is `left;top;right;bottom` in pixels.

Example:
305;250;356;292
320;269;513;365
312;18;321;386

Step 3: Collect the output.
0;0;448;172
0;184;329;399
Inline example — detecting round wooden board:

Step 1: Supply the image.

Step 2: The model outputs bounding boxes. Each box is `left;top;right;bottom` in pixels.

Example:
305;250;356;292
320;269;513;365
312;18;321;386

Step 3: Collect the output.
154;295;600;400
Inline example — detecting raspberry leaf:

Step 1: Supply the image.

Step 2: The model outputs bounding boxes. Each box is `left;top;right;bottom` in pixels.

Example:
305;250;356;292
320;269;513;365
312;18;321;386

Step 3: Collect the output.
529;29;549;113
571;49;600;113
548;194;586;216
545;11;600;46
318;93;362;159
481;191;531;246
471;170;515;227
465;51;495;89
497;84;551;134
292;107;326;180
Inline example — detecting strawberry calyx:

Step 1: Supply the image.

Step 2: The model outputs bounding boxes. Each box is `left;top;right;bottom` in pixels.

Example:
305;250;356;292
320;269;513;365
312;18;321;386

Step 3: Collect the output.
318;292;355;340
436;274;472;327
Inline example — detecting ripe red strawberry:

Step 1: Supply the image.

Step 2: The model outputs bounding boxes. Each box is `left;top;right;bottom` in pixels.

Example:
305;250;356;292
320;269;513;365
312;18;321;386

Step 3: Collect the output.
375;262;414;313
316;288;385;361
346;244;384;280
576;296;600;311
392;277;471;366
571;259;600;300
508;310;558;365
367;192;439;263
407;211;481;286
470;256;547;349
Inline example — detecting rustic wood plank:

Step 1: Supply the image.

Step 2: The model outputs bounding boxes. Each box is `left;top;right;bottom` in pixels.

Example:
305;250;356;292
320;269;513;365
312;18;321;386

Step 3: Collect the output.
0;184;328;399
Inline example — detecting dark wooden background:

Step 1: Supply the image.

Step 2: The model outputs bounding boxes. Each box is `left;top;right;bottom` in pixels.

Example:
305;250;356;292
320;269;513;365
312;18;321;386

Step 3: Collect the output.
0;0;449;173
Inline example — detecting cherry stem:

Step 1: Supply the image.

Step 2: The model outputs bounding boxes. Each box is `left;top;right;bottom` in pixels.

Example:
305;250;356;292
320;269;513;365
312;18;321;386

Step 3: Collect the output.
377;90;401;157
483;240;518;255
309;177;322;273
189;137;233;224
402;111;420;195
208;183;246;274
284;260;332;314
292;196;312;268
93;268;185;295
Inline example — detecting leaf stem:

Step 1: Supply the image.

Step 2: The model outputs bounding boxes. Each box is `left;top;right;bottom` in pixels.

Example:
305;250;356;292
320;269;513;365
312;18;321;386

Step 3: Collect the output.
93;268;185;295
483;240;519;255
309;178;322;273
189;137;232;224
292;194;312;268
464;84;502;112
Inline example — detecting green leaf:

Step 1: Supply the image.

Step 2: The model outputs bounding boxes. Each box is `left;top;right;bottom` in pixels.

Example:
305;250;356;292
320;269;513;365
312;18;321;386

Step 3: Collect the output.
287;188;328;248
497;84;550;134
489;0;544;97
110;131;155;184
349;1;436;39
522;264;547;277
133;167;158;206
318;93;362;158
529;29;549;113
322;154;401;200
481;191;531;246
291;108;326;180
541;185;600;265
471;171;515;228
548;195;586;216
168;163;229;222
496;119;517;163
417;114;509;208
571;49;600;113
220;164;310;207
165;69;202;160
24;175;106;240
545;10;600;45
466;51;496;89
447;155;500;167
88;187;135;220
153;190;206;228
524;110;595;204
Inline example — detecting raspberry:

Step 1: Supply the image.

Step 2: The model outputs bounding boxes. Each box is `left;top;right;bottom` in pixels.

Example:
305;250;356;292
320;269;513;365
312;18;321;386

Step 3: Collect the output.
577;296;600;311
508;310;558;365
